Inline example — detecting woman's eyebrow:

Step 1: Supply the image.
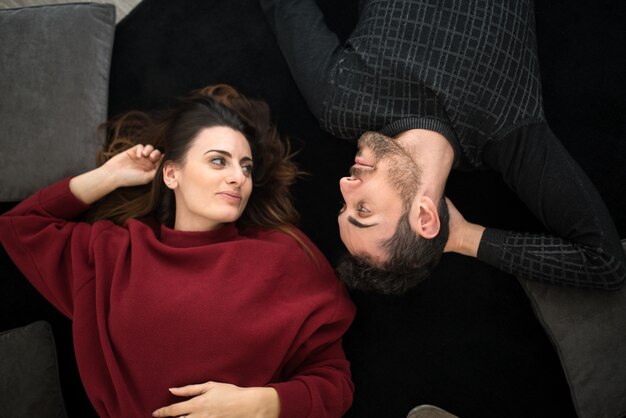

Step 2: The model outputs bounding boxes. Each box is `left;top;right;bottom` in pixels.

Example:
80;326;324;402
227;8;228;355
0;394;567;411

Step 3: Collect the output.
204;149;230;156
204;149;253;162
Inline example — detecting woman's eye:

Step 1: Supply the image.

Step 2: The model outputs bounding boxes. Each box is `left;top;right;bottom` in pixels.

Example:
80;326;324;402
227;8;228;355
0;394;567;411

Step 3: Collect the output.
210;157;225;166
242;165;253;176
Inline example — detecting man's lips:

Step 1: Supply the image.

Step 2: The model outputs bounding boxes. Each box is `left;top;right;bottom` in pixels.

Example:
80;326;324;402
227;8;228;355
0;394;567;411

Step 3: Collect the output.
354;156;373;168
350;160;375;178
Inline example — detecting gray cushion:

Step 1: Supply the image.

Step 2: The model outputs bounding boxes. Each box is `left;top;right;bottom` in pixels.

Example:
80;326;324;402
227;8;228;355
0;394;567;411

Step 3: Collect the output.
521;281;626;418
0;321;68;417
0;3;116;201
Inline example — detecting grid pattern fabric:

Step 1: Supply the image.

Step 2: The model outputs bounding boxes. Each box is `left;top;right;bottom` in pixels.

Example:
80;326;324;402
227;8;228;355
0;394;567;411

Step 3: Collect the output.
499;233;626;289
321;0;544;167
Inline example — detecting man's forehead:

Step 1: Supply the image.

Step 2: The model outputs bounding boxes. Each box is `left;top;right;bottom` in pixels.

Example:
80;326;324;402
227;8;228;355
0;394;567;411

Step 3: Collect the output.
340;216;394;261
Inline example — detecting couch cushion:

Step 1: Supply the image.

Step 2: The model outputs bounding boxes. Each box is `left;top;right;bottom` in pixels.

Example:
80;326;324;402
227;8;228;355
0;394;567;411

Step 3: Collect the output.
521;280;626;418
0;321;68;417
0;3;115;201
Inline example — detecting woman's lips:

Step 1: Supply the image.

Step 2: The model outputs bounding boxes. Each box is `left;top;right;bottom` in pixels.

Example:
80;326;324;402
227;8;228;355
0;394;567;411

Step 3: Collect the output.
217;191;242;202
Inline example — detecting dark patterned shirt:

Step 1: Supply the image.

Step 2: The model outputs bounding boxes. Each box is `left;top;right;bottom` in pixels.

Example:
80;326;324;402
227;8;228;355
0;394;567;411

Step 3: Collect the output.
319;0;625;289
478;124;626;289
321;0;544;168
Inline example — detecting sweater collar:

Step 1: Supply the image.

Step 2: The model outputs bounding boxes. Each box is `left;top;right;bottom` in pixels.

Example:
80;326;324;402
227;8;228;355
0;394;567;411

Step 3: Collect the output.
159;223;239;248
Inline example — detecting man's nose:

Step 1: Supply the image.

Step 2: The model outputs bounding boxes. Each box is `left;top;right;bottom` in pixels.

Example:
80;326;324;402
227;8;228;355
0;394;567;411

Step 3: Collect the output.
339;176;360;192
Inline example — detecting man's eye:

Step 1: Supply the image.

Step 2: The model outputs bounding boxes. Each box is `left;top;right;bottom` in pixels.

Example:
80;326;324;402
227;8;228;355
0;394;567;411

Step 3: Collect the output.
338;202;346;214
357;204;370;213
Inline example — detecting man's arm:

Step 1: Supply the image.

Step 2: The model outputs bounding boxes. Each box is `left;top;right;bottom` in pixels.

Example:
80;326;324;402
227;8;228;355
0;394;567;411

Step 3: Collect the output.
259;0;341;121
444;197;485;258
451;122;626;289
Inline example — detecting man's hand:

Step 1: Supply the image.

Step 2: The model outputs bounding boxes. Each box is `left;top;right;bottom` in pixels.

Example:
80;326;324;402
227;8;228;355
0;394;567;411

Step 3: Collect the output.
151;381;280;418
443;197;485;258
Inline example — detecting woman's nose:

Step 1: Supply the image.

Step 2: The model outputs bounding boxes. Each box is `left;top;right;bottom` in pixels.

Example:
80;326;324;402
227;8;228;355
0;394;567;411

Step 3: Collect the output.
227;167;247;185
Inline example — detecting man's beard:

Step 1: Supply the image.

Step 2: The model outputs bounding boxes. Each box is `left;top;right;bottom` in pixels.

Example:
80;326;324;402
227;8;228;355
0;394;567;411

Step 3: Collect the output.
358;131;421;208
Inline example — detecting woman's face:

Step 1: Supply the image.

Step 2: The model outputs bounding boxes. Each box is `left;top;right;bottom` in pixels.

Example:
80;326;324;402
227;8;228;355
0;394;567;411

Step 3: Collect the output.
164;126;253;231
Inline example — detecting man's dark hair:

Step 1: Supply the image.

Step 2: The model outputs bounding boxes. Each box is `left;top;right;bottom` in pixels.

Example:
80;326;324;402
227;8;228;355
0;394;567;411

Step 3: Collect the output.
336;197;449;295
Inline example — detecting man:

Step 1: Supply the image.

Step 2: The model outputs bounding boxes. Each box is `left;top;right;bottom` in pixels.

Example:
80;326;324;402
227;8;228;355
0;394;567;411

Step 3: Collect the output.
261;0;626;294
261;1;626;417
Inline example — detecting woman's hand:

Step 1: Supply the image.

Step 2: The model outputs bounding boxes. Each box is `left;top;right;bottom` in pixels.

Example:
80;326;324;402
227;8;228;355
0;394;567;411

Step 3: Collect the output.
69;144;162;205
102;144;163;188
151;381;280;418
443;197;485;258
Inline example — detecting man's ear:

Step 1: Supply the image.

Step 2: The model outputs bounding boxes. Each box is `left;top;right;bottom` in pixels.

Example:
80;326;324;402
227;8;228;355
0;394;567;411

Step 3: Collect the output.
162;161;178;189
409;195;441;239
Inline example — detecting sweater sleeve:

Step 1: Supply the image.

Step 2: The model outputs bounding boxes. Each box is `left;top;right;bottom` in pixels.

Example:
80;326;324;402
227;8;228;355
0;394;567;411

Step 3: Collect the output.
478;122;626;289
268;280;356;418
0;177;101;317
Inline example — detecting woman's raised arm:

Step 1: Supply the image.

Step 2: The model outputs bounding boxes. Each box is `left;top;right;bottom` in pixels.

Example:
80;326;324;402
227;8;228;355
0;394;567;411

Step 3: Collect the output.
70;144;162;204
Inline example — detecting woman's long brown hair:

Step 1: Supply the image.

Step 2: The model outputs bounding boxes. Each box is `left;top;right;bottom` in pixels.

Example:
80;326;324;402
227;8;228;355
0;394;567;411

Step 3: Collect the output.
84;84;309;250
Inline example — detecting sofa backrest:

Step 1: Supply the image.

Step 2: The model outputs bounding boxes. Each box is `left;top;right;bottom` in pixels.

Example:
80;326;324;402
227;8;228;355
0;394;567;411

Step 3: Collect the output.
0;3;116;201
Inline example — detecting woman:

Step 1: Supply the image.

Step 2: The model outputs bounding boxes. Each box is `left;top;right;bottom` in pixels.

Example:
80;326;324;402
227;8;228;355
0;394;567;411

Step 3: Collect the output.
0;85;355;417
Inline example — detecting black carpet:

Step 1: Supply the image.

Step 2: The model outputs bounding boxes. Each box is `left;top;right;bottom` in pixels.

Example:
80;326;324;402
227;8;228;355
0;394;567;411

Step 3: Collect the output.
2;0;625;417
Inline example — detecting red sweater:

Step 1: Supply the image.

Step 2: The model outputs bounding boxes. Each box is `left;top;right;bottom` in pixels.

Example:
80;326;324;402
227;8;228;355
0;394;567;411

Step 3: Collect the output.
0;178;356;418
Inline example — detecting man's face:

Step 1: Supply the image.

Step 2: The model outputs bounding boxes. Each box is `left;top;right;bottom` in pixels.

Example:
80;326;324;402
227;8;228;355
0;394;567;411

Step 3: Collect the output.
338;132;420;263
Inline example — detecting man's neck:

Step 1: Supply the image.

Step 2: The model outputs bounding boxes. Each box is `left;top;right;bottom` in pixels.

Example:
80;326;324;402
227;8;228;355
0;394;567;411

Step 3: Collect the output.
395;129;454;199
